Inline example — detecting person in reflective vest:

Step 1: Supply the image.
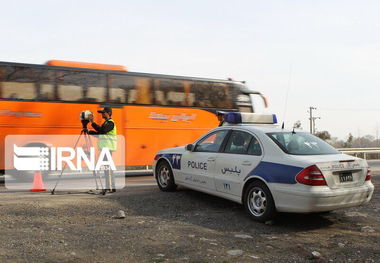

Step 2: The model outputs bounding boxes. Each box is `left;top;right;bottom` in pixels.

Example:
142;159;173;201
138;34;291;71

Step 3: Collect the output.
89;107;117;193
217;111;227;127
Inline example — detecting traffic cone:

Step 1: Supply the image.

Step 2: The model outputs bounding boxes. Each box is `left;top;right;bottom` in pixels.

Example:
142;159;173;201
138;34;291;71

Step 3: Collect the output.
30;172;47;192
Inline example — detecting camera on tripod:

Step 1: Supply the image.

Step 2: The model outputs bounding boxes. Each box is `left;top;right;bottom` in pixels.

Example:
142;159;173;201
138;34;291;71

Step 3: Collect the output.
80;110;93;130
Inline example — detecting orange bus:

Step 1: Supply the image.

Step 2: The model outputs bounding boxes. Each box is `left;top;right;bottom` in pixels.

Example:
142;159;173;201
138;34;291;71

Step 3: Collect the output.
0;60;268;173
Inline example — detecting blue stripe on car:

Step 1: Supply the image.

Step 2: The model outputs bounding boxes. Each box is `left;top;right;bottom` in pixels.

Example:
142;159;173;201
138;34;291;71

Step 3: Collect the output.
244;161;304;184
157;153;182;170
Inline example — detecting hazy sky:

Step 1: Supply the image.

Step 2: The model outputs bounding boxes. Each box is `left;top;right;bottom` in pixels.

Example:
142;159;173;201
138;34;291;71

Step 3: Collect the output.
1;0;379;139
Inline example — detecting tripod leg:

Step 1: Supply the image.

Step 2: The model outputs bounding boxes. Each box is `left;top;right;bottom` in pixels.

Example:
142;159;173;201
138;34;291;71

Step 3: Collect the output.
83;133;99;190
51;131;84;194
84;132;105;193
93;171;99;190
107;168;115;192
108;170;113;192
104;167;113;192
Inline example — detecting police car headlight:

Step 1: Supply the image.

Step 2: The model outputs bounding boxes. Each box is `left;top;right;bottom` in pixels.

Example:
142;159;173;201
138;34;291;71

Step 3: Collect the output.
80;110;93;121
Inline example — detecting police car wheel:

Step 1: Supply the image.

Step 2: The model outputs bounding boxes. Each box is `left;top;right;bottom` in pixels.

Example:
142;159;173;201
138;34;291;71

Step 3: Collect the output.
156;161;177;191
243;181;276;222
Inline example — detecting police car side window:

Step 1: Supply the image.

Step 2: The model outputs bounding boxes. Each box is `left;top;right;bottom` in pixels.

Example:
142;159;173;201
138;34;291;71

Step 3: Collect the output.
247;136;262;156
224;131;252;154
194;130;229;153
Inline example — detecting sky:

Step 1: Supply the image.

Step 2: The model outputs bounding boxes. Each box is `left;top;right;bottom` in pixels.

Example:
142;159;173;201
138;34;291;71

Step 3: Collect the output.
1;0;379;140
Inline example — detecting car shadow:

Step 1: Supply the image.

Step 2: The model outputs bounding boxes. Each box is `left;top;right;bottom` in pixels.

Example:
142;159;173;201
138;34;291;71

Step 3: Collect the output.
108;186;337;234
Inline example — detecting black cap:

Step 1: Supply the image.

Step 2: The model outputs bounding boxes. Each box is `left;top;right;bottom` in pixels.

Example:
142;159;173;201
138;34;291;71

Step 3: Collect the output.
97;107;112;114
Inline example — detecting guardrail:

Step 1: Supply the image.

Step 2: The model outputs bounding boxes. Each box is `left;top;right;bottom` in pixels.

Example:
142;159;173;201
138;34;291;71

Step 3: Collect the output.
337;148;380;159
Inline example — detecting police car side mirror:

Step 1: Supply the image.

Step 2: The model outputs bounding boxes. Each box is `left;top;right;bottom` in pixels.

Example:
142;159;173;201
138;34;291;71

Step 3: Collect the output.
186;144;194;151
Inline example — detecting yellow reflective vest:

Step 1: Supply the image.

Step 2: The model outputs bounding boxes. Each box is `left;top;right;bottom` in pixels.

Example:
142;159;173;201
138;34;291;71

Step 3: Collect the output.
98;119;117;151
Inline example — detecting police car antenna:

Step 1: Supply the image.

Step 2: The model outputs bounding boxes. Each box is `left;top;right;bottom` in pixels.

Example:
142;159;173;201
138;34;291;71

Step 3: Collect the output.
282;61;293;130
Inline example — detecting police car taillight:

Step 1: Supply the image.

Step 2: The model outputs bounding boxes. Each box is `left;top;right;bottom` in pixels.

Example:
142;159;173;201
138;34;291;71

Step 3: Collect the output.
296;165;327;186
365;169;372;181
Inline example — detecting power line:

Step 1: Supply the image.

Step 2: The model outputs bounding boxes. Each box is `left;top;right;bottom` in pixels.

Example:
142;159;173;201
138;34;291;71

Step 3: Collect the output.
319;108;380;111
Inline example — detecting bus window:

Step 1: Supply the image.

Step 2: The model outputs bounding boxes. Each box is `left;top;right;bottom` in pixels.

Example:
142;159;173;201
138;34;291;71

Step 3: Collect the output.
194;81;233;108
154;79;168;105
1;82;37;100
0;66;53;100
135;77;152;104
183;80;195;106
58;85;82;101
56;71;106;102
128;89;137;103
87;86;106;102
109;75;151;104
236;93;254;113
154;79;164;105
110;87;126;103
108;74;135;104
40;84;54;100
193;81;211;107
210;82;233;108
155;78;188;106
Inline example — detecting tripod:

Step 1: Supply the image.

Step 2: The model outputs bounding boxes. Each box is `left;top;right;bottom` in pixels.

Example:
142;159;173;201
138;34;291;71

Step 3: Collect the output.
51;127;106;195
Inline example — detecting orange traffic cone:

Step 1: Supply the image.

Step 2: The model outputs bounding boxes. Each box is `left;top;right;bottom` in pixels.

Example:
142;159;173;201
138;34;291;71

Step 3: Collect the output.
30;172;47;192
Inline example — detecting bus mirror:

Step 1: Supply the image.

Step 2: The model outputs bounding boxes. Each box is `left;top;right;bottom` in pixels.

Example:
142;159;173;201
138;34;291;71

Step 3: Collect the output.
186;144;194;151
261;94;269;108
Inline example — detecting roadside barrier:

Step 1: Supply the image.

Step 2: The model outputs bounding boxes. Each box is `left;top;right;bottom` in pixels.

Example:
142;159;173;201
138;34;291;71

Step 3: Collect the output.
338;148;380;160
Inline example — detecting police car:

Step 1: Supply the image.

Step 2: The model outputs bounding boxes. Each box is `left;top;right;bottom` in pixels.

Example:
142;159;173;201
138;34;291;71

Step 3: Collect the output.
153;113;375;222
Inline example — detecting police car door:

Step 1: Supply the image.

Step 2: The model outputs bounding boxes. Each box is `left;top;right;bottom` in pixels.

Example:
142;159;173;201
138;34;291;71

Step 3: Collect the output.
214;130;263;196
181;130;229;191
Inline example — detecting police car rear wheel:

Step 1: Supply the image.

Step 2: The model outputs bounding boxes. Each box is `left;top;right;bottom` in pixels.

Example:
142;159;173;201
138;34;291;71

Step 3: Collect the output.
156;161;177;191
244;181;276;222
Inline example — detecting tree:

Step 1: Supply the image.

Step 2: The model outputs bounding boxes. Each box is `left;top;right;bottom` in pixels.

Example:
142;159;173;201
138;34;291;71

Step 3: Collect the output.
315;131;331;141
345;133;354;147
329;137;345;148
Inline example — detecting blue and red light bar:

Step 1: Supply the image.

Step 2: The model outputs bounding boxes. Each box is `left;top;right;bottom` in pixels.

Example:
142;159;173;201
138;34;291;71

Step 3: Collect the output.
224;112;277;124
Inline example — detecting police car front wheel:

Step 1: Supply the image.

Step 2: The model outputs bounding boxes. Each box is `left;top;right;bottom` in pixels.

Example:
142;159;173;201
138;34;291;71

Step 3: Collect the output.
156;161;177;191
243;181;276;222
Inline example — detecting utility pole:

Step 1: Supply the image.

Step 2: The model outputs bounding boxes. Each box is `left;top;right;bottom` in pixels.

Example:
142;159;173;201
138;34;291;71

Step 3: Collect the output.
312;116;321;134
308;107;316;134
308;107;320;134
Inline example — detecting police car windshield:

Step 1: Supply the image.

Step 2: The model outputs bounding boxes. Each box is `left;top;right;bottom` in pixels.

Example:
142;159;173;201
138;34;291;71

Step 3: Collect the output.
267;132;340;155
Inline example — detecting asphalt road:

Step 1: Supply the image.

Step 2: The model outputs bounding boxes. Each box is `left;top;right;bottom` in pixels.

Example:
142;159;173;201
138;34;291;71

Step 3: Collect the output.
368;160;380;171
0;173;378;262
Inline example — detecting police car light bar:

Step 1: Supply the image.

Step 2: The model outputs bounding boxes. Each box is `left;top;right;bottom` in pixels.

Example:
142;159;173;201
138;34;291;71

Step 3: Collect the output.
224;112;277;124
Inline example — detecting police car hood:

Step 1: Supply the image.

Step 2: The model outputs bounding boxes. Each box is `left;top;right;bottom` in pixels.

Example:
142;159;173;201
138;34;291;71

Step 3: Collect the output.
158;146;186;154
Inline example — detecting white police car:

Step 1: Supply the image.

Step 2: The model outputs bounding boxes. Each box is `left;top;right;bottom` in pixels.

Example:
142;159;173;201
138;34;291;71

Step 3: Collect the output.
153;113;375;222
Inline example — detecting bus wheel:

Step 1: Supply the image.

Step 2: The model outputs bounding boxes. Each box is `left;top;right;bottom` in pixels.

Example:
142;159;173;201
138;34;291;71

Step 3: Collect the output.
156;161;177;191
243;181;276;222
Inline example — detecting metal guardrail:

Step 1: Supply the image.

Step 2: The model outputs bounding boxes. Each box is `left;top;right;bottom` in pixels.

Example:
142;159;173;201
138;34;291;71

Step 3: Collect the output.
337;148;380;159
